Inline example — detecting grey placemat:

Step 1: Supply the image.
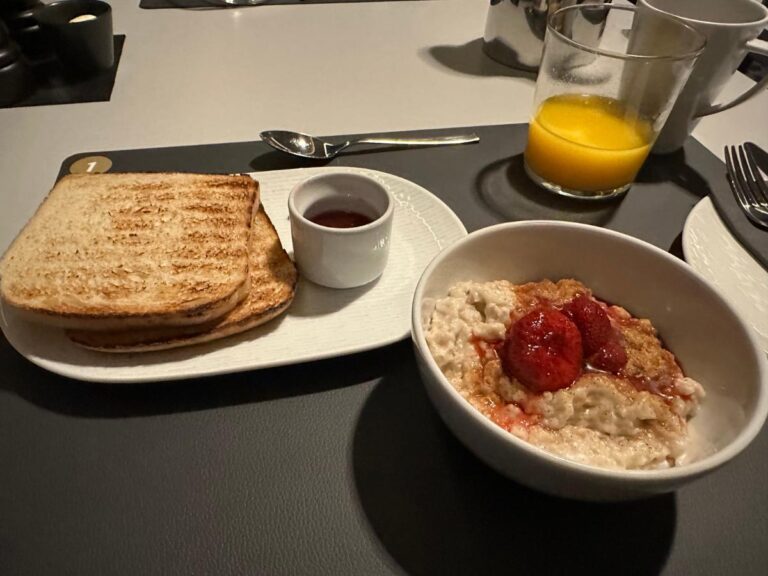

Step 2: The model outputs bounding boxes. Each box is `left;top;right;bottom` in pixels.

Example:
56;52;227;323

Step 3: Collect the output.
708;143;768;269
140;0;416;8
58;123;719;252
3;124;765;576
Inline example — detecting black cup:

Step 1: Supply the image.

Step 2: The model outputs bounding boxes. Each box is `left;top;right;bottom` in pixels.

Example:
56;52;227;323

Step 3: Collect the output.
36;0;113;74
0;20;10;47
0;43;32;105
0;2;54;61
0;40;19;67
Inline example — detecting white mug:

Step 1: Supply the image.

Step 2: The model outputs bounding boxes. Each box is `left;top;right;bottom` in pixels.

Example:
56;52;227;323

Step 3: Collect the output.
638;0;768;153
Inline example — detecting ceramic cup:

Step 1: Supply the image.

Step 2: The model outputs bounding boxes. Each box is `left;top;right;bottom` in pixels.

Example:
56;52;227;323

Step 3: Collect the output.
36;0;113;74
2;0;52;60
638;0;768;154
288;173;394;289
0;43;32;106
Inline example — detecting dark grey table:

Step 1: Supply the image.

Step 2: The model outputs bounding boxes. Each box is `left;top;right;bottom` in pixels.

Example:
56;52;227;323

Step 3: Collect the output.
2;124;766;575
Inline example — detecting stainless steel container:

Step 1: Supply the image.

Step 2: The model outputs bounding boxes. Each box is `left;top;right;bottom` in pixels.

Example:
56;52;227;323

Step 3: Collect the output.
483;0;609;71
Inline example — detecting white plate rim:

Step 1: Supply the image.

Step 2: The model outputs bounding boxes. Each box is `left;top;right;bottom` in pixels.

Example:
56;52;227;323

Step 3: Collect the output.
682;196;768;354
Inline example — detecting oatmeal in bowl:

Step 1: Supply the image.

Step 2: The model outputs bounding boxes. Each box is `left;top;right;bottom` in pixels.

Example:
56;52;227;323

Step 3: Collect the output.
426;278;704;471
411;222;767;501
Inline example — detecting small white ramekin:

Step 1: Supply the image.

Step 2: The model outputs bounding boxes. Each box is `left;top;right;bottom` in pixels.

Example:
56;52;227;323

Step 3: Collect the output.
288;172;394;289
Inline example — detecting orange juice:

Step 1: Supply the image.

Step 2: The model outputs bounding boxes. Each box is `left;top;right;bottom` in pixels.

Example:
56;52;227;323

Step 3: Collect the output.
525;95;653;194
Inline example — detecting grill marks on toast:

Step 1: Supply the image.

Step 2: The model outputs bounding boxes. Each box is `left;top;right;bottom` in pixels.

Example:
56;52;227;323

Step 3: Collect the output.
67;206;298;352
0;173;257;328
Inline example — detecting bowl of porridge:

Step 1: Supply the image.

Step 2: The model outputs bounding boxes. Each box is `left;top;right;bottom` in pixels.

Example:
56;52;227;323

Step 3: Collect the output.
411;221;767;501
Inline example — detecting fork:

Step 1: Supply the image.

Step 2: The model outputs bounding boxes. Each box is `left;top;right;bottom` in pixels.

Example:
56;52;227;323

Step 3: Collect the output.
724;144;768;230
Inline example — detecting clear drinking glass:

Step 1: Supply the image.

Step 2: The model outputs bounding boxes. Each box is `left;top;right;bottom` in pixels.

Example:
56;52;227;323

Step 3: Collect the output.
524;4;706;200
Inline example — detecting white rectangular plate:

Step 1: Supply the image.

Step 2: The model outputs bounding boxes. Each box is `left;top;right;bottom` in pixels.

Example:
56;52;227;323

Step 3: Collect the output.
1;167;467;383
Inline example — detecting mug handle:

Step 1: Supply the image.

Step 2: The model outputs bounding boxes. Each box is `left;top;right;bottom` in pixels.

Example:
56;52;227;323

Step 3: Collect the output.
697;38;768;117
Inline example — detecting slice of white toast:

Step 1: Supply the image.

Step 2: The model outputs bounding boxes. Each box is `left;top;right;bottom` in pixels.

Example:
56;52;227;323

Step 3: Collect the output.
67;205;297;352
0;173;258;330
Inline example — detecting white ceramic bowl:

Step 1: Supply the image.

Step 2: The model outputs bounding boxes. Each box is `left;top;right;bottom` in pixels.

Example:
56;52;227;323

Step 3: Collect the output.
411;221;768;501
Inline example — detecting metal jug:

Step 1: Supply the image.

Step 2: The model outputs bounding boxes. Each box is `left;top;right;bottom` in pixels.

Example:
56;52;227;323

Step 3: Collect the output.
483;0;609;71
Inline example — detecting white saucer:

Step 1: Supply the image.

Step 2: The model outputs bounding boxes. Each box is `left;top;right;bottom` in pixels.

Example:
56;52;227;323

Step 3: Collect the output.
1;167;468;383
683;197;768;353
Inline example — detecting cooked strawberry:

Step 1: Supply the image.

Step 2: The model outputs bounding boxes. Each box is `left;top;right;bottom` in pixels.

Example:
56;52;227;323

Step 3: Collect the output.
588;338;628;374
501;308;583;393
562;294;613;356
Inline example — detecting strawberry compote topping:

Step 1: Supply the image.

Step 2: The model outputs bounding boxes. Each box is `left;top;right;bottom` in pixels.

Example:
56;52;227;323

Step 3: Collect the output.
562;294;612;356
501;308;583;393
563;293;627;375
588;338;628;374
490;404;539;432
499;294;630;393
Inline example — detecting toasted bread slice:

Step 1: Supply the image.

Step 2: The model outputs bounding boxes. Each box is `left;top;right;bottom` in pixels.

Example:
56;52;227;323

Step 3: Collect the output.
0;173;258;330
67;206;297;352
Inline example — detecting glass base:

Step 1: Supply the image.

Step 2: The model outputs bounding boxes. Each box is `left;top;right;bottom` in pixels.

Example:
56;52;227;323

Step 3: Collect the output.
523;161;630;201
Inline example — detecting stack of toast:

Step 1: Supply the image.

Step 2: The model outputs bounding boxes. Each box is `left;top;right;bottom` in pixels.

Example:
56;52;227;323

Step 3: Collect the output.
0;172;297;352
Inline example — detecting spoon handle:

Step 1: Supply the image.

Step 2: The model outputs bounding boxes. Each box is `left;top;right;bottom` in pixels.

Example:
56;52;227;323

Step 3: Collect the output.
353;134;480;147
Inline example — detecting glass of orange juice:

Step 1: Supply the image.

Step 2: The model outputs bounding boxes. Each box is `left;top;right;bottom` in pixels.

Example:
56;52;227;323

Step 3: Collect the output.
524;4;706;199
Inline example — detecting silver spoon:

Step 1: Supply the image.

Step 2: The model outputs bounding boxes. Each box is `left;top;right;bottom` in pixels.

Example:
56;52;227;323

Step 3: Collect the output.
260;130;480;160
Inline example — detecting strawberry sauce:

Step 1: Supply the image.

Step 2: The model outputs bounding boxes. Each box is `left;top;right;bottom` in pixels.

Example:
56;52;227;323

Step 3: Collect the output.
308;209;373;228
